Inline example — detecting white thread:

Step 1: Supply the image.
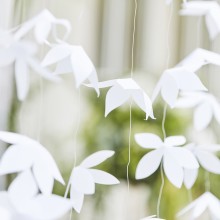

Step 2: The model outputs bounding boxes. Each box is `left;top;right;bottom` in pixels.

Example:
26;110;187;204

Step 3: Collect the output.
64;87;81;198
157;163;165;218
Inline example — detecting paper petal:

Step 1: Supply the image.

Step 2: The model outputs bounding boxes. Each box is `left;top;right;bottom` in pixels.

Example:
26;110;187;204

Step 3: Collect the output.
87;70;100;96
0;131;35;145
133;91;155;120
0;48;15;67
135;133;163;149
80;150;114;168
54;57;72;74
196;150;220;174
194;102;213;131
184;168;198;189
15;59;29;101
70;187;84;213
41;44;71;66
164;136;186;146
161;74;179;108
169;147;199;169
8;170;38;212
71;167;95;195
32;163;54;195
34;20;51;44
105;85;130;116
89;169;119;185
135;149;163;179
0;145;33;175
71;46;95;87
193;197;208;218
163;152;183;188
23;194;72;220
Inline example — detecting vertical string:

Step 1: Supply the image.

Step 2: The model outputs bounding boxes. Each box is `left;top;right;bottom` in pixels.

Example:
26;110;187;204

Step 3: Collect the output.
126;0;138;192
205;171;211;192
64;87;81;198
156;1;173;217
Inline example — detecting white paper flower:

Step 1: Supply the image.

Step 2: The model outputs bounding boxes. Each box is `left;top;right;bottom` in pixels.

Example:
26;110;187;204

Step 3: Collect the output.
152;67;207;108
0;131;64;195
177;48;220;73
91;78;154;119
41;43;99;95
135;133;199;188
177;192;220;219
0;40;60;101
180;1;220;40
175;92;220;131
68;150;119;213
183;143;220;189
14;9;71;44
0;191;72;220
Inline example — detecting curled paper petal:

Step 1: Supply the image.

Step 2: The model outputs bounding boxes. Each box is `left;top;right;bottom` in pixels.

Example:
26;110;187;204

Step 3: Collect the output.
70;187;84;213
164;136;186;147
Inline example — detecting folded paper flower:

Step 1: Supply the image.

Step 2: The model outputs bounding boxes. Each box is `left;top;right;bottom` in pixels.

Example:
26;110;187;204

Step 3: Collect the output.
14;9;71;44
177;192;220;219
0;40;60;101
89;78;154;119
180;1;220;40
67;150;119;213
0;191;72;220
175;92;220;131
41;43;99;95
0;131;64;195
184;143;220;189
177;48;220;73
135;133;199;188
152;67;207;108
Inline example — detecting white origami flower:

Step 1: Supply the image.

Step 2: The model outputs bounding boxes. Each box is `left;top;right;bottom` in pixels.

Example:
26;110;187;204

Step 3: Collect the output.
0;40;60;101
0;131;64;195
177;48;220;73
41;43;99;95
68;150;119;213
180;1;220;40
152;66;207;108
135;133;199;188
93;78;154;119
177;192;220;219
0;190;71;220
14;9;71;44
184;143;220;189
175;92;220;131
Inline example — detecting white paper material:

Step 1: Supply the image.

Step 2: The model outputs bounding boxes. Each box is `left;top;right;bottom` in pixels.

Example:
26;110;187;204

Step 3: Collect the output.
88;78;154;119
152;67;207;108
0;131;64;195
68;150;119;213
14;9;71;44
180;1;220;40
177;48;220;73
0;191;72;220
177;192;220;219
176;92;220;130
135;133;199;188
0;41;60;101
183;143;220;189
41;43;99;95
